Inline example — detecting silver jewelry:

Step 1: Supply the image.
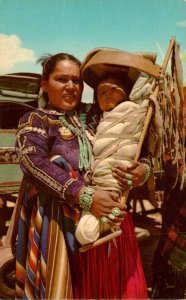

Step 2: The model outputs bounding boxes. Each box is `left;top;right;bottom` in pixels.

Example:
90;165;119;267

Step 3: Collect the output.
108;213;115;220
59;112;92;171
112;207;121;217
142;163;151;183
127;180;132;186
139;158;151;166
125;173;132;180
101;216;108;224
79;186;94;211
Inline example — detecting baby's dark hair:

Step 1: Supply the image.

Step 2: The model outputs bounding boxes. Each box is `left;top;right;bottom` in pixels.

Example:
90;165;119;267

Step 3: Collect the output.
37;53;81;80
94;72;133;102
100;73;132;95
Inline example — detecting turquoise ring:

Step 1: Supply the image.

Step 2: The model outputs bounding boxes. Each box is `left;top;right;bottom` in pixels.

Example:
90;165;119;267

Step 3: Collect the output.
112;207;121;217
101;216;108;224
108;213;116;220
127;180;132;186
125;173;132;180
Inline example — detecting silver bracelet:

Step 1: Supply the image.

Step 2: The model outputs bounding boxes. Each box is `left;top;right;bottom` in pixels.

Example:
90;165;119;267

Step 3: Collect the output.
79;186;94;211
143;163;151;183
139;158;151;167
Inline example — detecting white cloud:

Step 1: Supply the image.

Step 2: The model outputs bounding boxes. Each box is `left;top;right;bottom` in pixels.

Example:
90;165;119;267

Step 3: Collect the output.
82;83;93;103
0;34;36;72
176;20;186;27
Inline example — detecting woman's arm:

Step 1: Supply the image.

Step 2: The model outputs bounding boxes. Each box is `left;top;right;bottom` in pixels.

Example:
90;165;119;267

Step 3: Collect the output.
16;110;84;206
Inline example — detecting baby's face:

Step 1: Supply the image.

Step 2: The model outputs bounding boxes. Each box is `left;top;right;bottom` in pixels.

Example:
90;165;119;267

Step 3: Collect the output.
97;77;127;112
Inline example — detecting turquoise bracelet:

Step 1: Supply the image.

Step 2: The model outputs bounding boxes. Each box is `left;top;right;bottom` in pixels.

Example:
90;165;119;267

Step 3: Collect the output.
79;186;94;211
143;163;151;183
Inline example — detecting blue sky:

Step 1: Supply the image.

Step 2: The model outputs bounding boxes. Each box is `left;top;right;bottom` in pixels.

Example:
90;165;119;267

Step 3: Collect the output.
0;0;186;99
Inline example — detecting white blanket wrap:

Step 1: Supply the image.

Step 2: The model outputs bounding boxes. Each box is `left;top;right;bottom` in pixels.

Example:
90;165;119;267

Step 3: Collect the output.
91;99;149;192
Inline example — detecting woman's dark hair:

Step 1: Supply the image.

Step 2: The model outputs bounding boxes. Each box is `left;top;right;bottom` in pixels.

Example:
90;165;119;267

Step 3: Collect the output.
37;53;82;80
37;53;82;107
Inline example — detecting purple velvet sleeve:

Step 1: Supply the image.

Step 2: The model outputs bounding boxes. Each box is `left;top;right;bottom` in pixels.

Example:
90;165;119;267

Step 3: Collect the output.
15;110;85;204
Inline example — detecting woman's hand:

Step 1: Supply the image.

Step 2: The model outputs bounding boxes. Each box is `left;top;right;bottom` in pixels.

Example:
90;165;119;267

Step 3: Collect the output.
91;190;127;226
112;161;147;189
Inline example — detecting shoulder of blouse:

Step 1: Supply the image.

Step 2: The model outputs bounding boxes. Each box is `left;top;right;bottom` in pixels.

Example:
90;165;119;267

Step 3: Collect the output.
18;108;63;126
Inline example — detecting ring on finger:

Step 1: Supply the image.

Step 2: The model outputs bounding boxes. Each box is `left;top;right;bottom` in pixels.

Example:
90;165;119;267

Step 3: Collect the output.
112;207;121;216
108;213;116;220
101;216;108;224
127;180;132;186
125;173;132;180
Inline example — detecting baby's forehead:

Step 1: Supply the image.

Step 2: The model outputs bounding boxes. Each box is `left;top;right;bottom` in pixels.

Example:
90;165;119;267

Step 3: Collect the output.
97;77;125;89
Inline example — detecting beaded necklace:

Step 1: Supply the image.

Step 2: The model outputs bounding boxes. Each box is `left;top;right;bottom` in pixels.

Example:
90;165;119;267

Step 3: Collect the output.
59;112;92;171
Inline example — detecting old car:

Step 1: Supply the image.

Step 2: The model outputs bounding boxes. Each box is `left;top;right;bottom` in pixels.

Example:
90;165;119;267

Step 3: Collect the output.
0;72;40;299
0;72;41;204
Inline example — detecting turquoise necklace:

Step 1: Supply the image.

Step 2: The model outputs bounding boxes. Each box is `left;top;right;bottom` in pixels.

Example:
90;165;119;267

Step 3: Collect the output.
59;112;92;171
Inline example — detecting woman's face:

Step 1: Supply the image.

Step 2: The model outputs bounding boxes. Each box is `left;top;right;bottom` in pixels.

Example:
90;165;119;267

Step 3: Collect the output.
42;60;83;111
97;77;127;112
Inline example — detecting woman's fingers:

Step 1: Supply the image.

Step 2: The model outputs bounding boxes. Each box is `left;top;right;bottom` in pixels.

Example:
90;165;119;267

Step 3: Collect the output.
91;190;127;221
112;169;133;188
112;161;147;187
99;207;127;225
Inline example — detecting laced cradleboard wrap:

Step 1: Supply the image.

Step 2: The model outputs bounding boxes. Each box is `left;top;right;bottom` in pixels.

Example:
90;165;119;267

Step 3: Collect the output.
75;73;155;245
75;38;185;251
75;49;160;247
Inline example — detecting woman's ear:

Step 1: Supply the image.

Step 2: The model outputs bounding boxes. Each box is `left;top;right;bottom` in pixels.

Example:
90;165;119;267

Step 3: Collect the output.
41;78;48;92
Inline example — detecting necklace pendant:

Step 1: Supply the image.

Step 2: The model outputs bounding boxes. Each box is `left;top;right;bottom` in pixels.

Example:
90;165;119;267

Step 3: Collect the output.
59;126;74;139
